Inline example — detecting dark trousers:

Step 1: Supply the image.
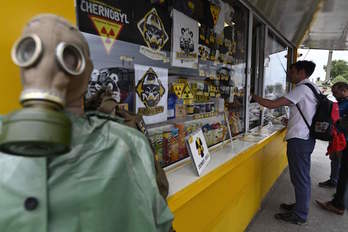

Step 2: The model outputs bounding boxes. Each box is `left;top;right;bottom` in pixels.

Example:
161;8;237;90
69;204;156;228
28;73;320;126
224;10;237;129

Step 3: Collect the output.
332;147;348;210
330;154;341;184
287;138;316;220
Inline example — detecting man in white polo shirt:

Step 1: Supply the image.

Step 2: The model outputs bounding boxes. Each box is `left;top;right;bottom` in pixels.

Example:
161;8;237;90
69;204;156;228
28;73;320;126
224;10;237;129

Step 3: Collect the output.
253;60;318;225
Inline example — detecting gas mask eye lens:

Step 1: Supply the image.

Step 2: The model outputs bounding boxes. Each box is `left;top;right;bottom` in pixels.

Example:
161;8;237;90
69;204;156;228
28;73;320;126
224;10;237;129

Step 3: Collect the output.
11;34;42;67
56;42;86;76
63;47;79;71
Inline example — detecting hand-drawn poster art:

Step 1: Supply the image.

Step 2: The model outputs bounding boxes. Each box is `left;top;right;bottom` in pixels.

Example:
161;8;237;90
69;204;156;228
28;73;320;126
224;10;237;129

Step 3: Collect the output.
171;9;199;69
135;64;168;124
85;68;134;112
137;8;169;62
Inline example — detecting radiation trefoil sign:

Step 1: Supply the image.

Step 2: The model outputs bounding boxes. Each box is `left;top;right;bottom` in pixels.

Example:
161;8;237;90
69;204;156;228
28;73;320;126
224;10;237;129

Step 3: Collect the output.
90;16;123;54
186;129;211;176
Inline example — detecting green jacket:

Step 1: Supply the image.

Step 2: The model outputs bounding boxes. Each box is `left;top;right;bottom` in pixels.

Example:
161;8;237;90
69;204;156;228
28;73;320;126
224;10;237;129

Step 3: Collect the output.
0;113;173;232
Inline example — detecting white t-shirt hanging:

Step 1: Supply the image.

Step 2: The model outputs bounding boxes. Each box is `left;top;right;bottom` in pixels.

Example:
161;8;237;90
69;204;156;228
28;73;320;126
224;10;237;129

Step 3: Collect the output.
171;9;199;69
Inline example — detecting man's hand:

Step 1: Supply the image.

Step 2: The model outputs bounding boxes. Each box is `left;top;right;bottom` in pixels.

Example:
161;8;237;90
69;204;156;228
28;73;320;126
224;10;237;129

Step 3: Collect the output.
251;94;259;103
281;117;288;126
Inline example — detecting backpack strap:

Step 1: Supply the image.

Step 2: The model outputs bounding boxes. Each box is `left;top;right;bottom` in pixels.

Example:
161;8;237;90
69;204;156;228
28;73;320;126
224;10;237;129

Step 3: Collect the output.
295;83;320;130
303;83;321;99
296;104;311;130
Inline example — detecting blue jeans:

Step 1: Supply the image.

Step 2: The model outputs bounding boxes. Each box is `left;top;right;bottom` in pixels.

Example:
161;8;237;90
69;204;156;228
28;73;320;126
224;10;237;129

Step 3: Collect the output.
332;147;348;209
330;154;341;184
287;138;316;221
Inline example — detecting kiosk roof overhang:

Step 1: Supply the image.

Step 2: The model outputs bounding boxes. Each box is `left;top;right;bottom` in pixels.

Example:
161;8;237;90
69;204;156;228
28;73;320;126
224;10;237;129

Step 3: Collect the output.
244;0;348;50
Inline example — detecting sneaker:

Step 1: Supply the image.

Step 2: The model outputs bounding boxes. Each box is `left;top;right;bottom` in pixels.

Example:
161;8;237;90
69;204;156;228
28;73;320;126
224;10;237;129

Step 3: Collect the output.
274;212;306;225
280;203;296;211
315;200;345;215
318;180;337;188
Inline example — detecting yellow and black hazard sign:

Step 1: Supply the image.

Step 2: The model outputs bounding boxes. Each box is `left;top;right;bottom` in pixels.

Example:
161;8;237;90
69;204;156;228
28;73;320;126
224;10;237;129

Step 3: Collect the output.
182;84;194;100
90;16;123;54
195;137;205;158
172;83;185;98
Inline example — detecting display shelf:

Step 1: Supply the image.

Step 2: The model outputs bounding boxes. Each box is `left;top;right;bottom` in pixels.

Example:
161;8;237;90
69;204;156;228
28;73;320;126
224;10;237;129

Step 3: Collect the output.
147;111;225;130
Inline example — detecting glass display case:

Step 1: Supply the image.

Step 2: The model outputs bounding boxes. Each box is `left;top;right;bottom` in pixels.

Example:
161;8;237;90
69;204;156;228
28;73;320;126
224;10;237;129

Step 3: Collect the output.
76;0;249;168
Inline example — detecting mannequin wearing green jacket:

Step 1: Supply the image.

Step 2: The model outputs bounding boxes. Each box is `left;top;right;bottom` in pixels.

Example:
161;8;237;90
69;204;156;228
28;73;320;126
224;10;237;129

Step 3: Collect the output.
0;14;173;232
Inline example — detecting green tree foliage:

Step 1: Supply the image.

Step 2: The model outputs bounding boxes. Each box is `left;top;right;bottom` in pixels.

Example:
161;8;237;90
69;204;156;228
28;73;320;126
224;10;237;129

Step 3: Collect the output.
324;60;348;80
331;75;348;84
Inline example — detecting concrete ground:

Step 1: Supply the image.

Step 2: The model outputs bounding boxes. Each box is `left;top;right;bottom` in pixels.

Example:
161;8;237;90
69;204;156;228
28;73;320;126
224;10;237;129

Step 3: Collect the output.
246;140;348;232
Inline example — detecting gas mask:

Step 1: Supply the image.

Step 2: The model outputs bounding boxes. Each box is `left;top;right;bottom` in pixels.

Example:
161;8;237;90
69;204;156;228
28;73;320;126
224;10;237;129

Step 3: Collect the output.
0;14;93;157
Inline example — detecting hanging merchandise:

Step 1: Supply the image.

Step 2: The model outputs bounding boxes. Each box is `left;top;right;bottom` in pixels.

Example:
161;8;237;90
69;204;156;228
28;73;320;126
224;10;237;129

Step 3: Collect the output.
208;29;218;62
224;38;234;64
224;26;236;64
137;8;169;61
172;0;195;18
135;64;168;124
198;25;211;61
209;2;221;27
214;0;235;34
171;9;199;69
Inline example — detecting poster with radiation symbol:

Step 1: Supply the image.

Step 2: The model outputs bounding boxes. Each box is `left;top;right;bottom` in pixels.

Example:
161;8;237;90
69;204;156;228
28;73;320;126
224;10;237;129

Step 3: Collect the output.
186;129;211;176
90;16;123;54
134;64;168;124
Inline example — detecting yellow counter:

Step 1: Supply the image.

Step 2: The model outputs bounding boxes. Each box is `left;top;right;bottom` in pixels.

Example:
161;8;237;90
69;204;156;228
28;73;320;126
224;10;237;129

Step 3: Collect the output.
167;129;288;232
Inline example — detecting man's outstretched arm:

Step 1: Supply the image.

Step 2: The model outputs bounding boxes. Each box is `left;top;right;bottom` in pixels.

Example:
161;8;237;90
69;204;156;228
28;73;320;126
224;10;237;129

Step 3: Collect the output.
252;95;292;109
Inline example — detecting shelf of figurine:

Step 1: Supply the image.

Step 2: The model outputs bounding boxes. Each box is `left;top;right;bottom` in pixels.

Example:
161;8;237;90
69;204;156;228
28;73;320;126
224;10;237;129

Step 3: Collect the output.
147;76;231;167
198;25;236;79
148;77;226;127
148;113;228;168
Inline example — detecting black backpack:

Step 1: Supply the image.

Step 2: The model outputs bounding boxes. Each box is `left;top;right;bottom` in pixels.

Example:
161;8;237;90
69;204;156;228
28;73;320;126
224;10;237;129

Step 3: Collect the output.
296;83;334;141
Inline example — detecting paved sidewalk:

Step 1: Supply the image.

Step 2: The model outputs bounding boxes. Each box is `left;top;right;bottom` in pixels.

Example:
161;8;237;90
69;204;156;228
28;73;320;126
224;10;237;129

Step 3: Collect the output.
246;140;348;232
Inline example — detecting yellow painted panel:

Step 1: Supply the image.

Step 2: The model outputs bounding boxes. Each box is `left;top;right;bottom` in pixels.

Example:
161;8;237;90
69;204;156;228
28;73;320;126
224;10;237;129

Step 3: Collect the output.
0;1;75;114
169;130;288;232
168;130;285;213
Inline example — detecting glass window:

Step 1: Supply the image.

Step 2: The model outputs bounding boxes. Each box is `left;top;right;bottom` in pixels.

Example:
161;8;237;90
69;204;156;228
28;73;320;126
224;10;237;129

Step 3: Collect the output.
76;0;248;168
249;17;265;130
263;32;288;125
225;1;248;136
